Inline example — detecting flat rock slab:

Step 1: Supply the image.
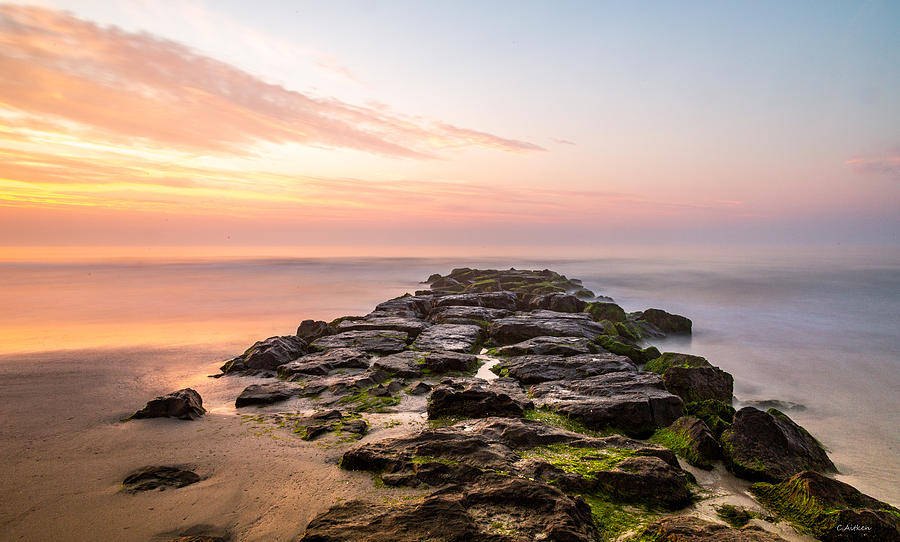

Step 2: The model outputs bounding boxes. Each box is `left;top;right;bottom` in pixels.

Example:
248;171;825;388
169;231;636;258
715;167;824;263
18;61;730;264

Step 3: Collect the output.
222;335;307;373
721;407;836;482
428;305;511;325
130;388;206;420
432;291;519;311
427;378;532;419
493;353;635;384
341;417;688;508
494;336;599;357
336;316;430;338
372;350;478;378
531;372;683;437
527;293;587;313
311;330;408;355
490;311;607;345
373;295;434;319
412;324;483;353
639;516;786;541
276;348;371;378
122;465;201;492
235;382;304;407
299;476;597;542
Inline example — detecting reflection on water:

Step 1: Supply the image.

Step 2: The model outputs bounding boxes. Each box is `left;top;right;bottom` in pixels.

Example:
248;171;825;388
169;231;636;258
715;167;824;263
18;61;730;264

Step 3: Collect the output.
0;245;898;502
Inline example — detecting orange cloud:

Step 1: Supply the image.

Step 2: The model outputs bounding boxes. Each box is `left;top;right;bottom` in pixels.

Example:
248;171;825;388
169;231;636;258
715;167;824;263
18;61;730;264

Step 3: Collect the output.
0;5;544;157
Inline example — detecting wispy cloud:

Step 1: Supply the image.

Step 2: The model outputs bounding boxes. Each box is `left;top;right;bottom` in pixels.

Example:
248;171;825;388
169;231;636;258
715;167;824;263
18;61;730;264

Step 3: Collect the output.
845;155;900;180
0;5;544;157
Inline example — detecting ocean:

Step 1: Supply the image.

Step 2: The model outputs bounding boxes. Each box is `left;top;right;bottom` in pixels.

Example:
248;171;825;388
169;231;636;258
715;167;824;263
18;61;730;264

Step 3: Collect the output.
1;245;897;504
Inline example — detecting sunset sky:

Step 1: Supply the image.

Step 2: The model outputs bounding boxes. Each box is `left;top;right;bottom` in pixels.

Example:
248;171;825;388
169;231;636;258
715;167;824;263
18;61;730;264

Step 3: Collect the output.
1;1;898;248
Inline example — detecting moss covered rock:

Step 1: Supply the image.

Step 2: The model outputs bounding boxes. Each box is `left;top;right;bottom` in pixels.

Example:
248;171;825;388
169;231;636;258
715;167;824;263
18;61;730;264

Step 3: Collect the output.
585;302;627;323
684;399;735;439
651;416;720;469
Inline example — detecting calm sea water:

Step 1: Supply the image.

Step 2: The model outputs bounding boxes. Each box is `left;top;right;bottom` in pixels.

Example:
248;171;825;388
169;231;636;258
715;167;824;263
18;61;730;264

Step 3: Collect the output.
1;245;898;503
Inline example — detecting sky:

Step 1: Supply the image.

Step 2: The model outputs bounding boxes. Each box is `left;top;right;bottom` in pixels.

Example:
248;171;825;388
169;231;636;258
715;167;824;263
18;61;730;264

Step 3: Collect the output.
1;0;899;249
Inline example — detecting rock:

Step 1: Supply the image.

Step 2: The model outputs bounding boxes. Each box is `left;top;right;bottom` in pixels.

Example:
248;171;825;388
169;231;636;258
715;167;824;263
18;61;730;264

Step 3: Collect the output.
663;366;734;403
432;291;519;311
373;295;433;319
297;319;333;340
407;381;432;395
336;316;430;338
235;382;303;407
427;379;532;419
720;407;836;482
644;352;711;373
491;353;635;384
122;466;200;492
595;336;661;364
639;516;787;541
684;399;736;438
584;302;627;322
743;399;806;412
412;324;483;353
371;351;424;378
291;411;368;441
299;476;597;542
428;305;511;325
750;471;900;542
373;350;479;378
531;372;683;437
129;388;206;420
341;417;684;506
276;348;371;378
310;330;408;355
491;311;607;345
222;335;307;373
637;308;692;334
653;416;720;469
168;536;227;542
493;336;599;357
528;292;587;313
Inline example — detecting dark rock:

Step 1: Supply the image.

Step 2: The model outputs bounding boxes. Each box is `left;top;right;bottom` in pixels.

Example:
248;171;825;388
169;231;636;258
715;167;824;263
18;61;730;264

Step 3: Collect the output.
684;399;736;438
276;348;371;378
427;379;532;419
595;336;661;364
122;465;200;492
639;516;787;541
491;353;635;384
720;407;836;482
311;330;408;355
408;381;432;395
644;352;711;373
299;476;597;542
432;291;519;311
750;471;900;542
373;350;478;377
412;324;483;353
584;302;627;322
663;366;734;403
528;293;587;313
373;295;433;319
430;276;464;290
297;319;333;340
743;399;806;412
494;336;599;357
336;316;430;338
129;388;206;420
491;311;607;345
531;372;683;437
654;416;720;469
222;335;307;373
428;305;511;325
340;419;368;436
637;308;693;334
590;455;692;508
235;382;303;407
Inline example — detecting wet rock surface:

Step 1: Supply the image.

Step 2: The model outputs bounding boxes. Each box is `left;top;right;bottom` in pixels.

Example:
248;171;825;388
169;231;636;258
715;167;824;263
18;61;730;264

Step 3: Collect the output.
492;352;635;384
221;335;307;373
639;516;787;541
491;311;608;345
130;388;206;420
276;348;371;378
412;323;484;353
310;330;409;354
371;350;478;378
721;406;836;482
122;466;201;492
235;382;304;407
493;336;599;357
427;378;532;419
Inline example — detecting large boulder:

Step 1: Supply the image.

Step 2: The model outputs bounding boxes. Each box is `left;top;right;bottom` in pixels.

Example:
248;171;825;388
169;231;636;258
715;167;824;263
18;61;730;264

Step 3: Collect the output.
296;319;333;341
493;336;599;357
645;353;734;403
491;353;635;384
528;293;587;313
235;382;304;407
335;316;430;338
372;350;478;378
720;407;836;482
531;372;683;437
221;335;307;373
276;348;371;378
427;379;532;419
491;311;607;345
584;302;627;323
432;291;519;311
750;471;900;541
310;330;408;355
636;308;692;335
638;516;787;541
372;295;433;319
652;416;720;469
129;388;206;420
300;476;597;542
412;324;483;353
